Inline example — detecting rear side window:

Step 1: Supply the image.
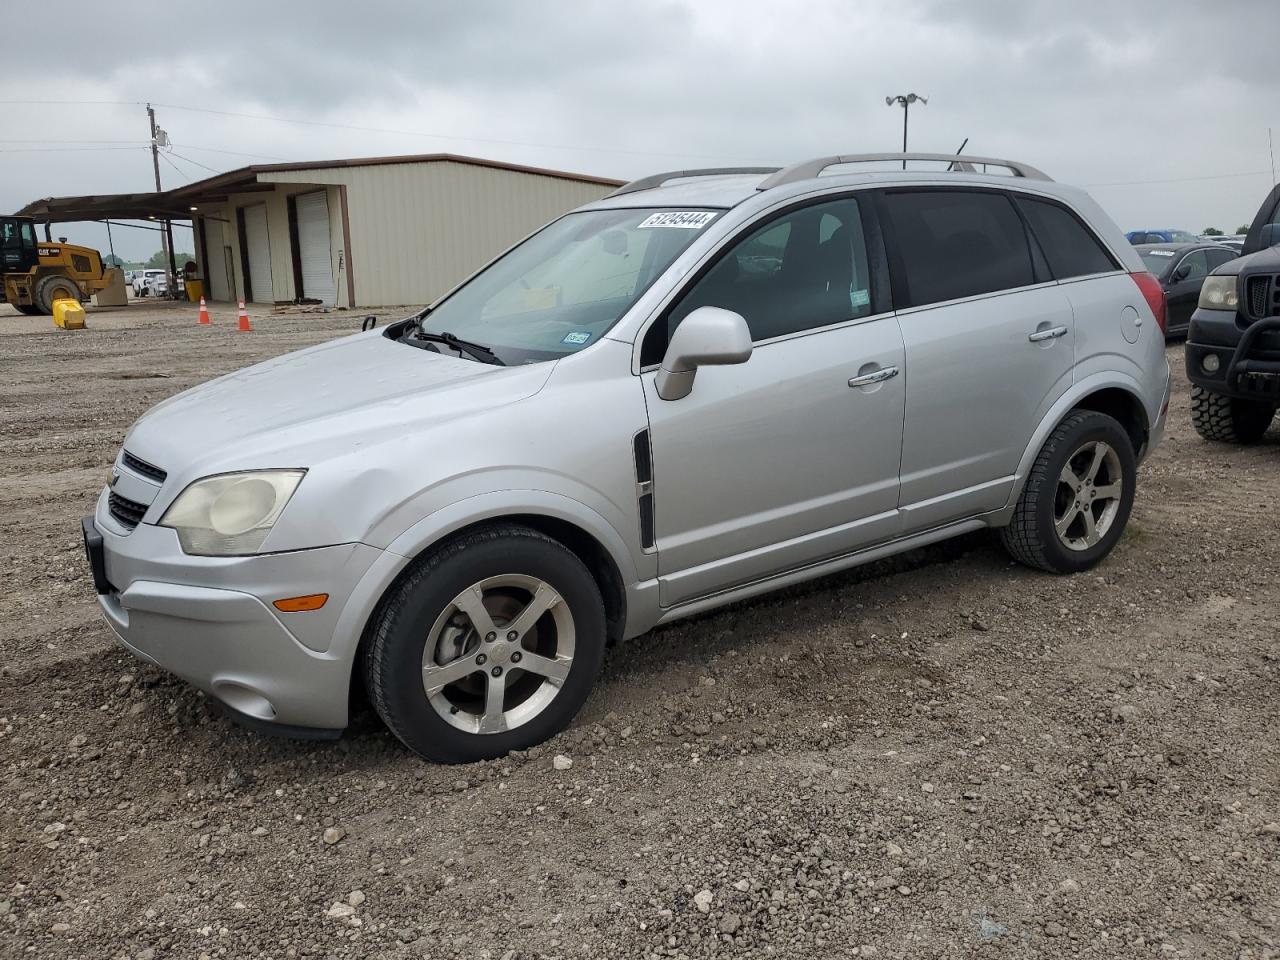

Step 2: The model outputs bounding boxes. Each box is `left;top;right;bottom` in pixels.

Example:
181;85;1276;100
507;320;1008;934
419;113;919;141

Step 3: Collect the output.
881;190;1033;307
1016;197;1118;279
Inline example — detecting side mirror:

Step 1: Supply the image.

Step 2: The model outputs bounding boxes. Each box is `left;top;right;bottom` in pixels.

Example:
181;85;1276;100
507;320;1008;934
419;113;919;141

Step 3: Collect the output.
655;306;752;401
1172;263;1191;282
1260;223;1280;249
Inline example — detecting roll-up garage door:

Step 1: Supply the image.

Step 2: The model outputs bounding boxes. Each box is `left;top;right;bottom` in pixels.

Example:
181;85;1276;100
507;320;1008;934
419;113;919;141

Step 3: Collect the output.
296;191;336;305
243;204;273;303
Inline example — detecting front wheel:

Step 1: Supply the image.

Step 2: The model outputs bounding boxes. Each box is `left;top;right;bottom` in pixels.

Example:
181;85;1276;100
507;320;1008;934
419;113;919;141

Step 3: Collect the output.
1000;411;1137;574
363;524;606;763
36;274;81;314
1189;385;1275;444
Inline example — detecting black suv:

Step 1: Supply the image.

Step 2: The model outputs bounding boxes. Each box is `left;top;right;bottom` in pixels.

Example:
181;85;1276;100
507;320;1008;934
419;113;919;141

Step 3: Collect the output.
1185;183;1280;443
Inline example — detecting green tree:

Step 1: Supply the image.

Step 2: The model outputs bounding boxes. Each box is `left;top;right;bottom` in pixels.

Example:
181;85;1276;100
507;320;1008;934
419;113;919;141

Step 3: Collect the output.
1202;227;1223;236
145;250;195;268
102;253;125;267
1237;224;1252;235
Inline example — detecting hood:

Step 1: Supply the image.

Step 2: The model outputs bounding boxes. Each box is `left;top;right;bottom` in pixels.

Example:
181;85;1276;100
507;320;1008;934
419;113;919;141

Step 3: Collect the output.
123;331;554;477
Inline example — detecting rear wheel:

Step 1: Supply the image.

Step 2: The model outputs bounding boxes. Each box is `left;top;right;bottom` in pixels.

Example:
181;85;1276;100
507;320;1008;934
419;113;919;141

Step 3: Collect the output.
363;524;606;763
1189;385;1275;444
1001;411;1136;574
35;274;81;315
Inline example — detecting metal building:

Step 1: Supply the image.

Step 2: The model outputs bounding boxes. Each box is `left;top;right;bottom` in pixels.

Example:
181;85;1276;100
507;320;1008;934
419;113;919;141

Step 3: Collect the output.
18;154;623;309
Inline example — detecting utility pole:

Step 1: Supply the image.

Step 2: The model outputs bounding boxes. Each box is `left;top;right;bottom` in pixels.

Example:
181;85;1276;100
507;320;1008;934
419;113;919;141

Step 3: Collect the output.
885;93;927;169
147;103;177;297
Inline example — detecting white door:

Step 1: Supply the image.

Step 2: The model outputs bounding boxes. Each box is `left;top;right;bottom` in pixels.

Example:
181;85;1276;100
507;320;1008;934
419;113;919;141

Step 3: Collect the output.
243;204;273;303
295;191;336;305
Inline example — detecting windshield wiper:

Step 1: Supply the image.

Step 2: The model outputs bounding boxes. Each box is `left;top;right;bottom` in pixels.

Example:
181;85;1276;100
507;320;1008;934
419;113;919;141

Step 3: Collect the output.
411;330;505;366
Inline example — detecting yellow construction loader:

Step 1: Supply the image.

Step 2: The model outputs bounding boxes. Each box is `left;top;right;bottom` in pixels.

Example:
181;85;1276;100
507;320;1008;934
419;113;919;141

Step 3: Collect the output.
1;215;109;315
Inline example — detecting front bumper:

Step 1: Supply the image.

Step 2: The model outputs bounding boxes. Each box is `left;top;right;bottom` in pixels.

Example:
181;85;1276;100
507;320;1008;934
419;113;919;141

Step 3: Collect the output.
87;490;384;731
1187;309;1280;400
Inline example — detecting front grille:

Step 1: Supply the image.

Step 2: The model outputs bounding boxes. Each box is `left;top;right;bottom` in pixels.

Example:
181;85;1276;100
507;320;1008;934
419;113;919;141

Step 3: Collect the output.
108;491;147;530
1247;276;1272;319
121;450;167;483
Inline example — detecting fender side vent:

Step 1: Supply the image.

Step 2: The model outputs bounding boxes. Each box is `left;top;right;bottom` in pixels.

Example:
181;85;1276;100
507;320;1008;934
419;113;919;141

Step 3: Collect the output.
634;429;655;549
633;430;652;483
638;493;655;549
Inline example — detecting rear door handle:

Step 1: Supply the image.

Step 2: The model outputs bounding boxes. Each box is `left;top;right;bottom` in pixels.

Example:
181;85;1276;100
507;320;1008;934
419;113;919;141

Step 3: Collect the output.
848;365;899;387
1028;325;1069;343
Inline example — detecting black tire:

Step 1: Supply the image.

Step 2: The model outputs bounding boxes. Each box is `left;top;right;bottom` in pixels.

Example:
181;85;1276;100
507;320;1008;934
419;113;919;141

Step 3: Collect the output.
363;524;606;763
1000;411;1137;574
1189;385;1275;444
14;304;42;315
35;274;81;315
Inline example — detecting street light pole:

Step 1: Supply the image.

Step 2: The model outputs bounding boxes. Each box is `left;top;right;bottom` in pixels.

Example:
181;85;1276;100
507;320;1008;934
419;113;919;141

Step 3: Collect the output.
885;93;928;169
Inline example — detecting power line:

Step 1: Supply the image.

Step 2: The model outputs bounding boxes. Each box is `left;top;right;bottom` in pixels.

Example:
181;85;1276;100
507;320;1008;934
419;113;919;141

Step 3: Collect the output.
166;148;224;175
0;145;148;153
172;143;288;162
0;138;148;145
1084;170;1272;188
156;149;193;183
146;101;764;164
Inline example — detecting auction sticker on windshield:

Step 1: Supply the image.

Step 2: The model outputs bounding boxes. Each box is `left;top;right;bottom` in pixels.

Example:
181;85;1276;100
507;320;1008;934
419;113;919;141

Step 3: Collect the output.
638;211;717;229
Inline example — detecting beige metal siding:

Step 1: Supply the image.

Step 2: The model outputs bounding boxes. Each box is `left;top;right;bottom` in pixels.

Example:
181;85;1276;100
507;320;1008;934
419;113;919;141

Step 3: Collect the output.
261;161;615;307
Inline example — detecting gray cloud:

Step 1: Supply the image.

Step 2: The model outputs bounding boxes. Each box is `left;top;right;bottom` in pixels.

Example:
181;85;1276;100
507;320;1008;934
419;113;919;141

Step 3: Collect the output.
3;0;1276;261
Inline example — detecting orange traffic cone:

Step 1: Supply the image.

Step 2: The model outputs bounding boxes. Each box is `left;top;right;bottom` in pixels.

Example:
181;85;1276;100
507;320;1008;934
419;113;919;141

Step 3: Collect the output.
197;296;211;325
237;300;252;332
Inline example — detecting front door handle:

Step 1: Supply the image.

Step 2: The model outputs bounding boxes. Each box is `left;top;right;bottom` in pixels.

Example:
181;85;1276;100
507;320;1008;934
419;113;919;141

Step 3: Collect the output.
1028;325;1069;343
848;365;899;388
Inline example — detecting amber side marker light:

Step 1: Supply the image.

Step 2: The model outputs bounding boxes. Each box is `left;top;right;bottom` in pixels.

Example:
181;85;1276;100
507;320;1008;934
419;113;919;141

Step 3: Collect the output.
273;593;329;612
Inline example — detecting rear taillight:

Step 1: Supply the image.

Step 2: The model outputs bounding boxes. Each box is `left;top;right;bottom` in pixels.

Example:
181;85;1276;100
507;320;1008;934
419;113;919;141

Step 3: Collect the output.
1130;271;1167;334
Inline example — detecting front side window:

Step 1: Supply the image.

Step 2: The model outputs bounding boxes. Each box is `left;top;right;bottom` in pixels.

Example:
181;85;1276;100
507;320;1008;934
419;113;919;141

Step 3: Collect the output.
882;190;1034;307
654;196;873;352
419;207;721;364
1176;249;1209;281
1016;197;1118;279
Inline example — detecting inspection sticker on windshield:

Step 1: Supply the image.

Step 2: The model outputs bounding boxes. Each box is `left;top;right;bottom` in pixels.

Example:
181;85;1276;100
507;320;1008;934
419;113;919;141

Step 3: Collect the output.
562;331;592;345
637;211;716;230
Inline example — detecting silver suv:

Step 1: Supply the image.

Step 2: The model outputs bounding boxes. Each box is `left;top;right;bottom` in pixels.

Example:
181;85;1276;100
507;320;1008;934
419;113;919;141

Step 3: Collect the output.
83;153;1171;762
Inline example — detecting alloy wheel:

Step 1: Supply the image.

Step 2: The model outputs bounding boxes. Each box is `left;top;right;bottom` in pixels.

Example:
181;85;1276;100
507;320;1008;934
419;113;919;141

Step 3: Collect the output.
1053;440;1123;551
421;574;575;734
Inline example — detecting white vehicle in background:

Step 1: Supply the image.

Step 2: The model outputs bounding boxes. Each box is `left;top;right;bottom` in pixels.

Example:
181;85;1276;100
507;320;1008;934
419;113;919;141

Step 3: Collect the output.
132;269;166;297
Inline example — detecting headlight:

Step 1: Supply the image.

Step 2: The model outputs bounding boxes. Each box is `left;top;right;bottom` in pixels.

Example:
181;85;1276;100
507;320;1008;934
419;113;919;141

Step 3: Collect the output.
160;470;305;555
1198;276;1238;311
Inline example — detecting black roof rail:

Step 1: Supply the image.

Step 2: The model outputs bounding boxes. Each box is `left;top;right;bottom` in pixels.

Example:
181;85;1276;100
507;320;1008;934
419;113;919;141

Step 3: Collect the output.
608;167;781;198
757;153;1052;190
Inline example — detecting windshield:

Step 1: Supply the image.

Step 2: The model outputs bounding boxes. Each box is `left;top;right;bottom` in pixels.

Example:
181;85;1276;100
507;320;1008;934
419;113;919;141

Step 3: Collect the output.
1140;249;1178;275
417;207;722;364
1166;230;1198;243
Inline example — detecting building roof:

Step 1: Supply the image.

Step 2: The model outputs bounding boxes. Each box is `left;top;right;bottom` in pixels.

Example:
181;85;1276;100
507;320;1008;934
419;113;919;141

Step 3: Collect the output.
16;153;625;222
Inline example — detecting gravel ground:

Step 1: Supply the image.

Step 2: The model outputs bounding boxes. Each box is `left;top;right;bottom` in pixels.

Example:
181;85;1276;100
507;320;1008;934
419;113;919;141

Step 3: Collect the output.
2;300;1279;960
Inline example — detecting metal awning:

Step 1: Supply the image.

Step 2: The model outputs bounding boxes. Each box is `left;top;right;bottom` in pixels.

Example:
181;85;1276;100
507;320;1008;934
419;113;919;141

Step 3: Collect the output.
15;152;624;223
15;191;196;223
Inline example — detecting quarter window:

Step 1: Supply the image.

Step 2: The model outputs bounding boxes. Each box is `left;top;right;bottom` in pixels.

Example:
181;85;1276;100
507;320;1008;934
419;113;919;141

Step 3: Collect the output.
1206;247;1236;269
882;190;1034;307
657;196;873;351
1016;197;1118;279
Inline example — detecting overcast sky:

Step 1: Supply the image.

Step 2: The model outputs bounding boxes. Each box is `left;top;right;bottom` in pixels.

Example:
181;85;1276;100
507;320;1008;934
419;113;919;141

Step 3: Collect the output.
2;0;1277;261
